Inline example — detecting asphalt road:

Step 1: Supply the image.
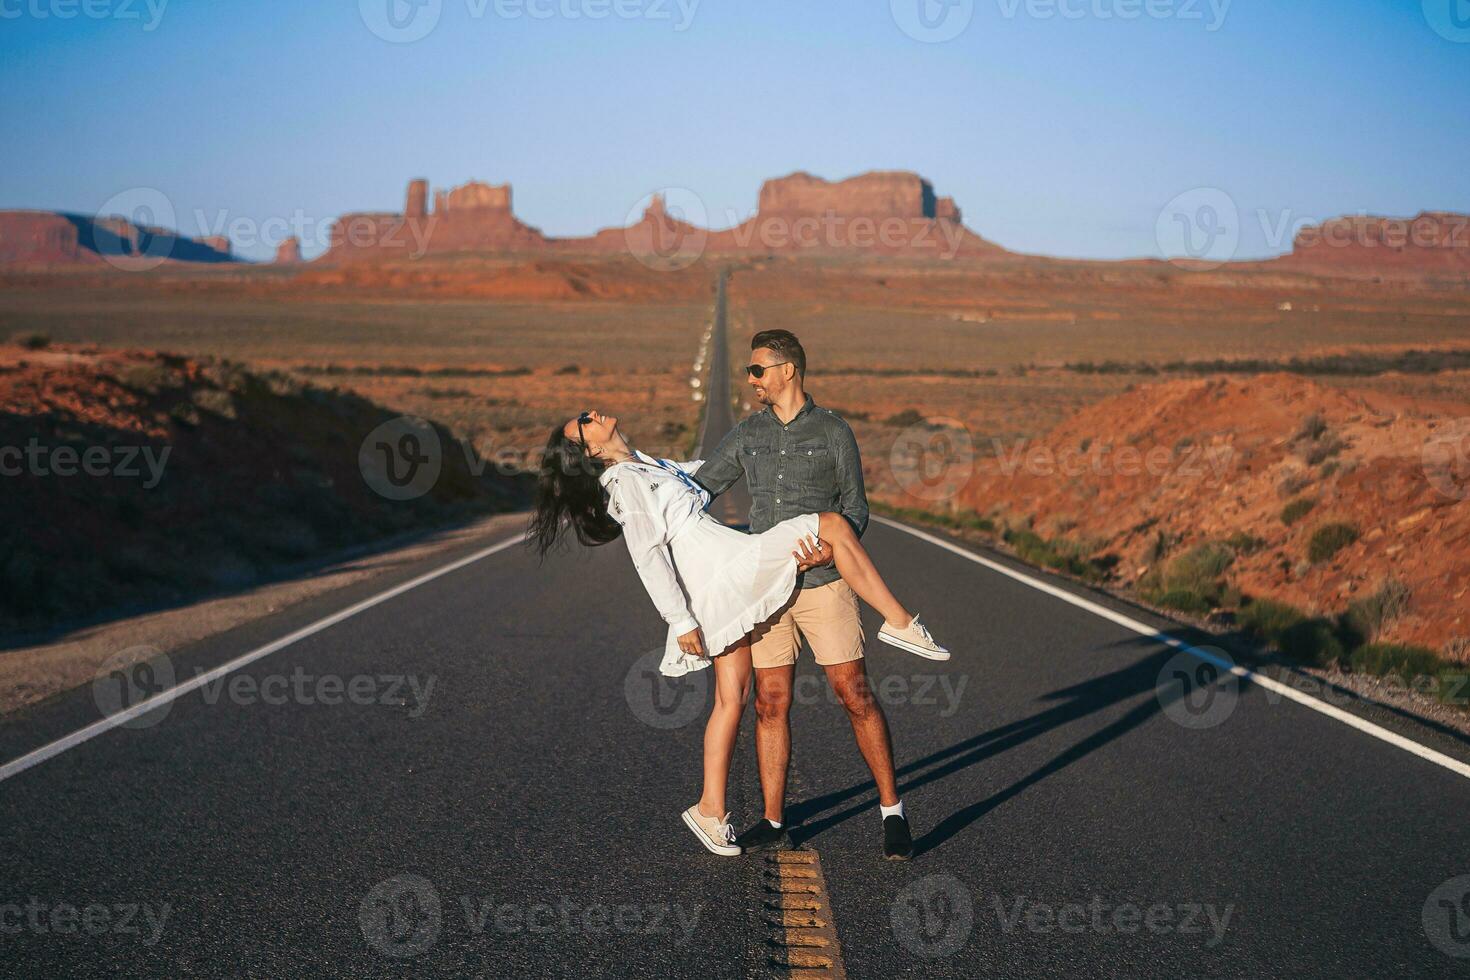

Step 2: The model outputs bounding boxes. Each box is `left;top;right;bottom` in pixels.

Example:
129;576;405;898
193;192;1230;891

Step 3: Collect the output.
5;272;1470;978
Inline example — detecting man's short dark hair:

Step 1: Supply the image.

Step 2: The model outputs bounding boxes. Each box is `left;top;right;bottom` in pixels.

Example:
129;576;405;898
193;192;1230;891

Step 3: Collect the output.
751;329;806;377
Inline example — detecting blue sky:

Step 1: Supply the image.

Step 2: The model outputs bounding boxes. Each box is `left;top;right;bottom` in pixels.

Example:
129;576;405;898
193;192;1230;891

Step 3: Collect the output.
2;0;1467;261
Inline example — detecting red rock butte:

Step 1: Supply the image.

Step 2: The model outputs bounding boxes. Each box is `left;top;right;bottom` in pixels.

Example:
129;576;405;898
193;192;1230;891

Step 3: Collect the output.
1272;212;1470;275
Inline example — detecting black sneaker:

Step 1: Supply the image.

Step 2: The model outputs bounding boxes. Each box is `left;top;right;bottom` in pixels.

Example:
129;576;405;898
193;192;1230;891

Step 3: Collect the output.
733;819;789;853
883;814;914;861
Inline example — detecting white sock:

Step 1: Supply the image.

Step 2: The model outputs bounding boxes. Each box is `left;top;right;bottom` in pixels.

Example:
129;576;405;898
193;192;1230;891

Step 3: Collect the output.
767;819;782;829
880;800;905;821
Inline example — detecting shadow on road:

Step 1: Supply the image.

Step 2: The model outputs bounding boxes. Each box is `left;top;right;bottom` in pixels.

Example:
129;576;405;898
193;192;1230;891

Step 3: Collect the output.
787;635;1257;855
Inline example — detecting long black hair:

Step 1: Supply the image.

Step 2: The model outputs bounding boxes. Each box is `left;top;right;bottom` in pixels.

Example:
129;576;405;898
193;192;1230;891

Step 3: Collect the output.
528;425;623;558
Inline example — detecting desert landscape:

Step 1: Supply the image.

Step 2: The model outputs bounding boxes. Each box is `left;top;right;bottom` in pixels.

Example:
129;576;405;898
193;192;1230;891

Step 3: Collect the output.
3;168;1469;699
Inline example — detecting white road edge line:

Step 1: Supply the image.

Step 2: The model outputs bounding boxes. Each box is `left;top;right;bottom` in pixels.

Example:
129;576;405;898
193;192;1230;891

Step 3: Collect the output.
0;530;529;785
874;515;1470;782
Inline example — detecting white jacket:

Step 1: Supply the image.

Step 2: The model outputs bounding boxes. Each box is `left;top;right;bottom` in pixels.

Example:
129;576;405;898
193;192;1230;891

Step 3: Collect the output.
597;449;711;638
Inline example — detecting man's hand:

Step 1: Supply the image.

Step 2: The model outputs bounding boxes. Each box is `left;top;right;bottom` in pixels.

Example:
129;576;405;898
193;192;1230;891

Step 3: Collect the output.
677;627;707;658
792;534;834;573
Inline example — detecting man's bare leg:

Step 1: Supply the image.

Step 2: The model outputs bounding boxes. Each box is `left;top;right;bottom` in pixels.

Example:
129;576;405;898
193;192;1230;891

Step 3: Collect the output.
824;658;900;807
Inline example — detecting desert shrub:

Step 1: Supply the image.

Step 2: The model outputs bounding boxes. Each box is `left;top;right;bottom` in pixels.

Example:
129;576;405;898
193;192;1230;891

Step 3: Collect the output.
169;402;201;427
1307;522;1358;563
1278;619;1346;667
883;409;925;427
1281;498;1316;526
1343;578;1410;643
1320;461;1340;479
1153;589;1213;615
1446;636;1470;662
1304;436;1346;466
1003;527;1105;581
15;332;50;350
192;387;238;419
1295;411;1328;442
1224;531;1266;555
1145;529;1176;565
1277;470;1312;497
117;362;184;394
1348;643;1443;681
555;364;580;375
1238;598;1309;643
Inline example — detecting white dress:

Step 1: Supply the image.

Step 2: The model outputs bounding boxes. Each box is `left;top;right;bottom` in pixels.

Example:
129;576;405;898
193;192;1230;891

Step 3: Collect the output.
600;449;821;677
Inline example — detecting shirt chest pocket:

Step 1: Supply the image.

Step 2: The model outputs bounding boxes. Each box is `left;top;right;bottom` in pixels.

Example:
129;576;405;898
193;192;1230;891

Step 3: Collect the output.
791;442;834;484
742;444;778;489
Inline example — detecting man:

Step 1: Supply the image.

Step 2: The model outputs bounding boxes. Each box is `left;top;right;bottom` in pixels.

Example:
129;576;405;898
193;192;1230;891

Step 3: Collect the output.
694;328;924;861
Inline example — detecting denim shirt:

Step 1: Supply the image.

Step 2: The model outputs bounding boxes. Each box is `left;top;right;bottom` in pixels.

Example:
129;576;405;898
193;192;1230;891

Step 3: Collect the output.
694;393;868;590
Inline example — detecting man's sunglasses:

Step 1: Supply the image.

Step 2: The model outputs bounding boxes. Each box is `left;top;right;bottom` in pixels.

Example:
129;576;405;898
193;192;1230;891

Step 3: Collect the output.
745;361;789;379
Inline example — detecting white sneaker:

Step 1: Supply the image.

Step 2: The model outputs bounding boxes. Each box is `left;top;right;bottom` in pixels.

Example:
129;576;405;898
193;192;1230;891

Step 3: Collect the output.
682;805;741;857
877;614;951;661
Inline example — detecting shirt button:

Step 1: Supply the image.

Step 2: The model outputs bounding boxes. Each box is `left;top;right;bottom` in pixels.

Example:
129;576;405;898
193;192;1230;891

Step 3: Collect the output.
778;473;784;480
780;450;786;455
775;498;781;504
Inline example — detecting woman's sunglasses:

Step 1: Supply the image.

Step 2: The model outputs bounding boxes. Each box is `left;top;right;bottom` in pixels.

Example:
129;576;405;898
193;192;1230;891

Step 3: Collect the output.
744;361;789;379
575;411;593;449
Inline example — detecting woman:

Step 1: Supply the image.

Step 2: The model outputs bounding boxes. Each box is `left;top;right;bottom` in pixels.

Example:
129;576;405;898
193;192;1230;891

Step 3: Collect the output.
529;410;949;856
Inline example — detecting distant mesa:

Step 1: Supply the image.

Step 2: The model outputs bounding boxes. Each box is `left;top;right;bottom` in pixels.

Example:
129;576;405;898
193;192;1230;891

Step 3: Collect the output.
1273;212;1470;275
274;236;303;264
323;169;1001;262
0;209;240;267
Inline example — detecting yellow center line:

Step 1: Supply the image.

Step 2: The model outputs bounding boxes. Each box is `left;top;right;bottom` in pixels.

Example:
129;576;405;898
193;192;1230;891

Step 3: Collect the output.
762;849;848;978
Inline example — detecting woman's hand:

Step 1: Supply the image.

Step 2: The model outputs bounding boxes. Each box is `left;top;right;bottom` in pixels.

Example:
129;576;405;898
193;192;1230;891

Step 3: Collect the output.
677;627;707;658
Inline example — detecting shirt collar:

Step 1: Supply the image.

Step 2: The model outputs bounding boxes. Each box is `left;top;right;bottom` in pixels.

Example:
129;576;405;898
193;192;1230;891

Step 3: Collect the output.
598;448;657;485
763;392;816;426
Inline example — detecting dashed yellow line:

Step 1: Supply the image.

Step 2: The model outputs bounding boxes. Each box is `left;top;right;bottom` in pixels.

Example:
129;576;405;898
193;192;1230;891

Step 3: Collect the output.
762;850;847;978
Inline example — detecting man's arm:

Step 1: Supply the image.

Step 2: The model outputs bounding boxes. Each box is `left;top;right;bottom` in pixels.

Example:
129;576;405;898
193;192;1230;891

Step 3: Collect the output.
691;424;743;499
831;417;869;538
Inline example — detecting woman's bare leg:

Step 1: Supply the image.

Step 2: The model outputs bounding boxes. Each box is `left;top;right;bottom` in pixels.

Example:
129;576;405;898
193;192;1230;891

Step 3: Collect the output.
817;513;914;628
698;637;752;818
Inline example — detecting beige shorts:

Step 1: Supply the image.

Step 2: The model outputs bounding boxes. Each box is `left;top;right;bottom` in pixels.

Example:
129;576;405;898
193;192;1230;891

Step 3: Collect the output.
748;579;866;670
